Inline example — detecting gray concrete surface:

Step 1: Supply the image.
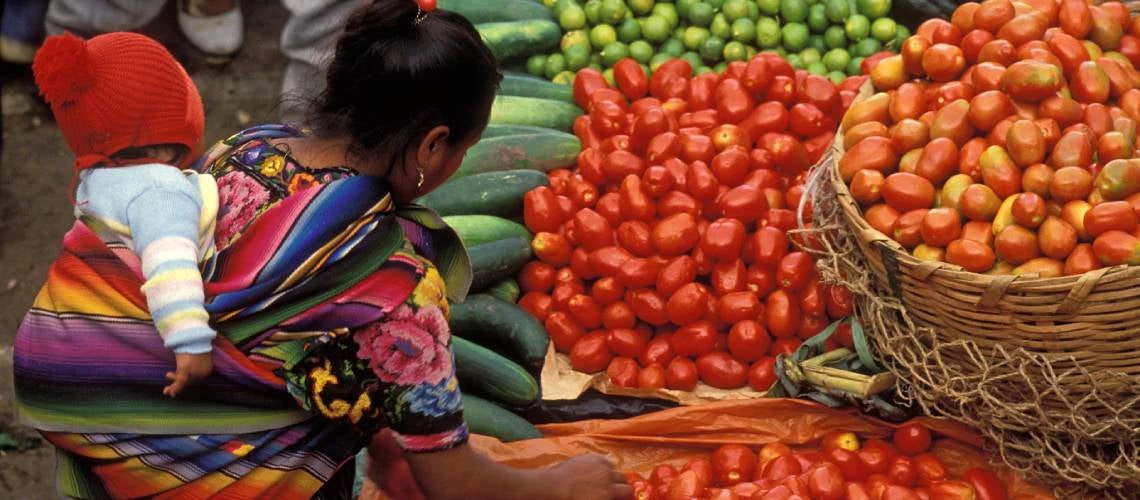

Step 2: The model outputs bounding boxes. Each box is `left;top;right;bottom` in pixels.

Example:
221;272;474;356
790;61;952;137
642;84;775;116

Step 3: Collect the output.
0;2;290;496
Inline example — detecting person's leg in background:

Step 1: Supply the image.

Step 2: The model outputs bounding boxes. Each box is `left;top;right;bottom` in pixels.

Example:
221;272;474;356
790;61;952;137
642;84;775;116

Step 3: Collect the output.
278;0;362;124
1;0;50;64
44;0;164;36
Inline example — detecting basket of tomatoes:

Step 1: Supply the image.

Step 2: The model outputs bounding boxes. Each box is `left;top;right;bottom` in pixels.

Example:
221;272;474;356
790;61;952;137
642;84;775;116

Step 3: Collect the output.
811;0;1140;493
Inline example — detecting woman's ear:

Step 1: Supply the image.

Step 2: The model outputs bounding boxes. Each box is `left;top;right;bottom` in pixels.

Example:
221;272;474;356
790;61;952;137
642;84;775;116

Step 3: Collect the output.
416;125;451;169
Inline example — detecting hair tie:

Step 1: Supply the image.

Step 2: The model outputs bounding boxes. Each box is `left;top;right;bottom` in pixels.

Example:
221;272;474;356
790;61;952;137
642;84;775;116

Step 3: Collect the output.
414;0;435;25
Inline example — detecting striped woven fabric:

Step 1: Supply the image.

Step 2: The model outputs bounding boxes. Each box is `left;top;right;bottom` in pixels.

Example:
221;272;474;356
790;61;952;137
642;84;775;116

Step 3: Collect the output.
14;168;471;498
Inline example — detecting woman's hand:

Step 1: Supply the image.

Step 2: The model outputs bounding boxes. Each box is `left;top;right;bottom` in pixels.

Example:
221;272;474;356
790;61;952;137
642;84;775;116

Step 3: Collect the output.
545;454;633;500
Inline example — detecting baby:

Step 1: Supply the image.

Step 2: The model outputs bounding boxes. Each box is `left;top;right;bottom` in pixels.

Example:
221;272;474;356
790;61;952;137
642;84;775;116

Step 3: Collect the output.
33;32;216;397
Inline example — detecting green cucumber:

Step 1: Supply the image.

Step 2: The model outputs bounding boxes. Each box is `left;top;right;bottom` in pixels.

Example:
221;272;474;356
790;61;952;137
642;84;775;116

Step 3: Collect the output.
454;133;580;180
453;336;539;406
439;0;554;23
477;20;560;62
449;295;548;373
444;215;531;248
500;72;575;103
469;238;532;293
480;124;560;139
461;393;541;442
485;279;521;303
417;170;549;217
490;95;583;132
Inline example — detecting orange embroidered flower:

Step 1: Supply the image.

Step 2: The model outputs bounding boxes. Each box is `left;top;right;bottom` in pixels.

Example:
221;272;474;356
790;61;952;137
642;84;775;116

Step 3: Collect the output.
288;172;316;194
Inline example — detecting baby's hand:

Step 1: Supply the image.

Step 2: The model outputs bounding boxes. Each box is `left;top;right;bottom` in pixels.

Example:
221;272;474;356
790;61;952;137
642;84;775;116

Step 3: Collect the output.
163;352;214;398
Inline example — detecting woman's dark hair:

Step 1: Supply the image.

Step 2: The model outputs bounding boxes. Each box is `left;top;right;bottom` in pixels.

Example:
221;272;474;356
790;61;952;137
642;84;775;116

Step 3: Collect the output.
312;0;501;159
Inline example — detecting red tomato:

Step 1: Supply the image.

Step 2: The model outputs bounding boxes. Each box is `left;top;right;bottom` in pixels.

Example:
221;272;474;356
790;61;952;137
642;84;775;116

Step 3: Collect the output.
628;288;669;326
523;186;564;233
720;185;769;223
545;311;584;353
683;458;714;490
649;59;693;99
636;363;666;389
927;481;979;500
573;208;615;250
882;485;923;500
602;301;637;330
650;464;679;486
657;255;698;298
728;320;771;362
712;258;748;295
666;357;699;390
912;454;948;486
696;351;748;388
807;462;845;500
825;285;855;319
671;320;718;357
798;74;842;115
888;456;918;487
572;69;610;110
827;448;868;482
569;331;612;373
518;292;553;322
718;291;762;324
607;327;649;358
595;192;623;226
761;455;803;481
589;246;632;277
666;283;711;326
894;423;933;456
742;101;790;140
614;58;649;100
798;281;826;317
605;150;646;181
712;444;758;486
776;252;814;292
858;446;893;475
641;336;676;367
653;213;701;256
748;356;778;391
642;165;676;197
702;218;747;261
752;226;790;268
518;261;557;293
716;81;756;123
961;468;1008;500
759;133;810;176
789;103;834;138
667;470;702;500
688;73;718;110
630;108;671;155
591;277;625;306
606;356;640;388
710;148;752;186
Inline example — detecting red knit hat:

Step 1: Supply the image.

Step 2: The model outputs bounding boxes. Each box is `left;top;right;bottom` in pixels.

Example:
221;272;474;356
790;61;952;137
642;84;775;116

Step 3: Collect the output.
32;32;205;171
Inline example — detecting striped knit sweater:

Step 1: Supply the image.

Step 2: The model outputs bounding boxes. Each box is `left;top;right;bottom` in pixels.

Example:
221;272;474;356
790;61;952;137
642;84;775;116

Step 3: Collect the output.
75;164;218;354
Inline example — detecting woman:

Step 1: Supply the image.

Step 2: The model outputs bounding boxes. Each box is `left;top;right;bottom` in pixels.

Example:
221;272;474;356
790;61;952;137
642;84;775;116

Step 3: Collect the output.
13;1;631;498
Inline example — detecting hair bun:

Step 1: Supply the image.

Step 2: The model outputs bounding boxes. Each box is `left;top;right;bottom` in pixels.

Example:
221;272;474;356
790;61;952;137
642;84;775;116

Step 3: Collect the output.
33;33;95;106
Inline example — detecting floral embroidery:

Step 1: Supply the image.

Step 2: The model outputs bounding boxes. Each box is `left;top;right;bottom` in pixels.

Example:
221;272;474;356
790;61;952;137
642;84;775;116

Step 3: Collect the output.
355;304;452;387
412;266;448;315
215;171;271;246
288;172;317;195
307;359;374;424
401;378;462;418
260;154;286;177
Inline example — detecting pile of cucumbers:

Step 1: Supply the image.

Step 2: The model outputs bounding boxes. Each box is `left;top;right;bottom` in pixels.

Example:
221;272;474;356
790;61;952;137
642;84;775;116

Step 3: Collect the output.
413;69;585;443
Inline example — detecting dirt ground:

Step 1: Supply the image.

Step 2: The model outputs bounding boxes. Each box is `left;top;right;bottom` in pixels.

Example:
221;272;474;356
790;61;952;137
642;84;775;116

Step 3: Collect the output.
0;2;293;496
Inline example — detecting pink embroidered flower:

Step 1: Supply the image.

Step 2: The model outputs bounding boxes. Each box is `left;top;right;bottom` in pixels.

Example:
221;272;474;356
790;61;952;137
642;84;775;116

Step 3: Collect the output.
216;172;271;246
356;305;452;386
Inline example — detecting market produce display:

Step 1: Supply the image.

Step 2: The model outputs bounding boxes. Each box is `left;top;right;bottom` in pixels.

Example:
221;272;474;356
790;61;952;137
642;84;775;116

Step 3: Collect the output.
526;0;904;85
839;0;1140;277
624;423;1009;499
517;55;868;393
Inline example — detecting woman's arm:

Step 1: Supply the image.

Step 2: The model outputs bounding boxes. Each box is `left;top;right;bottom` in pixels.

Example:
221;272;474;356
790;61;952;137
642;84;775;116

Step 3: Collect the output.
398;443;632;500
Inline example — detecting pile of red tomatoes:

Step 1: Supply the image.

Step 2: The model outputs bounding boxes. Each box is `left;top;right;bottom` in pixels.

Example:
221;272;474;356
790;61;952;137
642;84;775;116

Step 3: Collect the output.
625;423;1009;500
518;53;863;391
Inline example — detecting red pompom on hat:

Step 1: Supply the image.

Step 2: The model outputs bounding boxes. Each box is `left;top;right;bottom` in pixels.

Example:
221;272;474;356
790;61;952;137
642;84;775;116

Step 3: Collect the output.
32;32;205;171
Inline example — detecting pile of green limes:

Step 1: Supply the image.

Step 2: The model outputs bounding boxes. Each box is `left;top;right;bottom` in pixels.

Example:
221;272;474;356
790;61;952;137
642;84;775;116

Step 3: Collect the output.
527;0;906;86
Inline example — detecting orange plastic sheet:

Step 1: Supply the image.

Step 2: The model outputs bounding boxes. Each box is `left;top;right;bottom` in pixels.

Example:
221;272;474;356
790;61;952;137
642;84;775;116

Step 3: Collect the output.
364;399;1056;499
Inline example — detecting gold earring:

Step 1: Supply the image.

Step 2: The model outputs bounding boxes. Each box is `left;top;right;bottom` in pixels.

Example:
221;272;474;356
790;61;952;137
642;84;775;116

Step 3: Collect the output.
416;166;425;189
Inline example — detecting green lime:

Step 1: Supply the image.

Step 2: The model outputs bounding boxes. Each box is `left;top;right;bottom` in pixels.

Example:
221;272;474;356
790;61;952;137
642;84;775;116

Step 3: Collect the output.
808;5;829;33
871;18;897;42
591;52;604;65
684;26;711;50
847;56;864;75
688;2;715;26
695;66;715;75
584;0;603;24
588;62;604;71
601;41;630;66
562;30;591;52
852;37;882;57
824;26;847;49
526;54;548;77
809;35;827;52
723;0;751;21
653;3;680;28
641;63;652;76
618;18;642;43
756;17;781;48
895;25;911;44
649;53;674;71
713;61;729;73
799;47;822;65
723;40;748;61
543;0;557;7
629;0;656;16
845;15;871;41
823;47;850;71
856;0;891;19
590;25;618;49
731;18;757;43
774;46;788;56
599;0;629;25
553;0;578;15
629;39;655;63
707;0;725;9
828;70;846;84
565;45;592;70
661;37;686;56
544;53;567;80
700;35;726;62
676;0;700;17
553;70;577;85
710;13;732;39
807;61;828;75
747;2;761;20
756;0;780;15
682;51;704;69
642;15;672;43
780;0;808;23
560;6;587;30
746;46;758;58
824;0;850;22
782;23;810;51
603;68;616;86
786;53;804;69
